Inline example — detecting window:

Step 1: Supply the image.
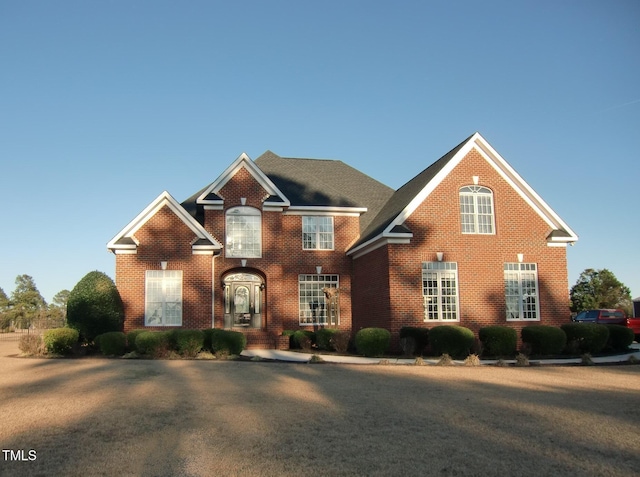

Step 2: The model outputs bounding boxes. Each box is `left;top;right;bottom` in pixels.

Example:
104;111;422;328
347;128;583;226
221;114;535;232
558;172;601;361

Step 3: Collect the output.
459;186;495;234
299;274;339;325
302;216;334;250
226;206;261;257
145;270;182;326
504;263;539;320
422;262;459;321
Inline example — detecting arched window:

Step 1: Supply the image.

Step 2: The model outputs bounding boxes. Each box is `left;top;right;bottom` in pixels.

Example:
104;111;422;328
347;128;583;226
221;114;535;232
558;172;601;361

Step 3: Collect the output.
459;186;495;234
225;206;261;257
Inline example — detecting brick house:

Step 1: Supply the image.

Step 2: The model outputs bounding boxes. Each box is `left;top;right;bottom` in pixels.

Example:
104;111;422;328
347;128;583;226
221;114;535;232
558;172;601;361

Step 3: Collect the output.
108;132;578;349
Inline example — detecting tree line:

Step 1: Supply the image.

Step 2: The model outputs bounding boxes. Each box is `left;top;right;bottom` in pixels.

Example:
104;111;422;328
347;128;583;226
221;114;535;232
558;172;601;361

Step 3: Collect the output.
0;275;69;330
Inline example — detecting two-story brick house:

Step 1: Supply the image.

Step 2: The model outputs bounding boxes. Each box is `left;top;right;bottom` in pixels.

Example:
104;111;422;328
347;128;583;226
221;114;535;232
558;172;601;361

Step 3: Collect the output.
108;133;578;348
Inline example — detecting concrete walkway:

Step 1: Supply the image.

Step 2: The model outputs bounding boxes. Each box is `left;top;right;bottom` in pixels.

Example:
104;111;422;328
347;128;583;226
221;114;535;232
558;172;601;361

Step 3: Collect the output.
242;343;640;365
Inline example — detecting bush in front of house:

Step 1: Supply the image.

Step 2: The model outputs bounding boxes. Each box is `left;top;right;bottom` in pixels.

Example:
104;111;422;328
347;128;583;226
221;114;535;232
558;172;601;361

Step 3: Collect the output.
209;329;246;355
330;331;350;353
399;327;430;355
355;328;391;357
521;325;566;356
126;329;146;352
428;325;475;358
478;326;517;357
135;331;171;357
316;328;339;351
561;323;610;354
96;331;126;356
605;325;635;351
19;334;45;356
43;328;79;355
173;329;205;357
291;330;315;350
66;271;124;342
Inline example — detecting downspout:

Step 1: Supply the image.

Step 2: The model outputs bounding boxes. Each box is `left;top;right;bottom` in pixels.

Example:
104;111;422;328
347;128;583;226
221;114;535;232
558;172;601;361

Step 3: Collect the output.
211;253;217;328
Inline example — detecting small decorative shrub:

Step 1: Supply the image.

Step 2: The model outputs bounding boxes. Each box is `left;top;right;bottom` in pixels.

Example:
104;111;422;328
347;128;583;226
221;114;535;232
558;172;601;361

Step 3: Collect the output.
97;331;126;356
43;328;79;355
478;326;517;357
463;354;481;366
561;323;609;354
309;354;324;363
414;356;426;366
355;328;390;357
209;329;246;355
135;331;171;357
173;329;205;358
581;353;594;366
399;327;429;355
521;326;566;356
515;353;530;367
282;330;296;348
436;353;454;366
330;331;350;353
605;325;634;351
19;334;45;356
315;328;339;351
428;325;474;358
126;329;146;351
292;330;314;350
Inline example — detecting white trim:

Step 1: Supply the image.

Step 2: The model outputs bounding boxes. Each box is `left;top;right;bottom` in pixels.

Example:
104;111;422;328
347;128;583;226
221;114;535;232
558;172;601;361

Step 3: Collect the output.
196;153;291;207
285;206;367;216
107;191;223;253
349;235;412;259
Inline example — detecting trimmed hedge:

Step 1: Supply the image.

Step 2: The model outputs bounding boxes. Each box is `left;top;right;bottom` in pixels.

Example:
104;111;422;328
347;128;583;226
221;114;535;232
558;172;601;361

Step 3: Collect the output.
606;325;634;351
429;325;474;358
173;329;205;357
96;331;126;356
135;331;170;356
521;326;566;356
316;328;339;351
126;329;146;352
43;328;79;355
399;327;429;355
479;326;517;357
291;330;315;350
355;328;390;357
209;329;246;355
561;323;609;354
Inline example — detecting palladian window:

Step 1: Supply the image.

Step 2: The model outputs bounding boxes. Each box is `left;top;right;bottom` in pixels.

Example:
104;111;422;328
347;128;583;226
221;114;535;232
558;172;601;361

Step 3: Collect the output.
459;186;495;234
226;206;261;258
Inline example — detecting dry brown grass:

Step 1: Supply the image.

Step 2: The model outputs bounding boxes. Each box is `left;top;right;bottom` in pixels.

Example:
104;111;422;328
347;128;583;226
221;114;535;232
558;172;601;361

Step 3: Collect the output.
1;340;640;476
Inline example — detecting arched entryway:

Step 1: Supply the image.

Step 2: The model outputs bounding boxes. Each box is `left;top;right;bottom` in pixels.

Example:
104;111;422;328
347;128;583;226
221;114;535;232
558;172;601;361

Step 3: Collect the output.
222;271;264;329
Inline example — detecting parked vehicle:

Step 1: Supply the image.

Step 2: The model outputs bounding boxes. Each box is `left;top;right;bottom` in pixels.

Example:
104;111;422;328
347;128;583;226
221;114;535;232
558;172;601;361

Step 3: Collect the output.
572;309;640;341
626;316;640;340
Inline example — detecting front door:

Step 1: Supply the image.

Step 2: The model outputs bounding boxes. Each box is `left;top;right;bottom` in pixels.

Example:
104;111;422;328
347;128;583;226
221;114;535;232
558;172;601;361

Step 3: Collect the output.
223;272;263;329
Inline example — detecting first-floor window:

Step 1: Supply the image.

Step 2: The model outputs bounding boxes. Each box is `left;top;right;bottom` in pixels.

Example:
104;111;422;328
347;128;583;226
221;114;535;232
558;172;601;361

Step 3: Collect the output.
422;262;459;321
145;270;183;326
299;274;339;325
504;263;539;320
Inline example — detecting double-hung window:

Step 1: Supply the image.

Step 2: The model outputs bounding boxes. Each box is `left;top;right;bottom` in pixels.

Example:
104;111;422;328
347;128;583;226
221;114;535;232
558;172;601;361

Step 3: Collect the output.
226;206;261;258
504;263;540;320
422;262;459;321
302;216;334;250
459;186;495;234
299;274;339;325
145;270;182;326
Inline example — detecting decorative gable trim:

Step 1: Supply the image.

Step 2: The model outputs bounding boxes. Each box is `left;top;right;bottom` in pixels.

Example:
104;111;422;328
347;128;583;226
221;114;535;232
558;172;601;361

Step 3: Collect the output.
107;191;223;255
196;153;291;208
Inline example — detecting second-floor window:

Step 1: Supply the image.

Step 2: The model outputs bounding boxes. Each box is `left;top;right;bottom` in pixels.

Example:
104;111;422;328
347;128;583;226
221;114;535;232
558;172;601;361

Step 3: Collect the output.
302;216;334;250
459;186;495;234
226;206;261;258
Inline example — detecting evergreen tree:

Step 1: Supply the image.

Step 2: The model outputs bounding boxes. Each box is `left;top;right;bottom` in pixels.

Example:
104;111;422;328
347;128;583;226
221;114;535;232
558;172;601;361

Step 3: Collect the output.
8;275;47;329
570;268;632;316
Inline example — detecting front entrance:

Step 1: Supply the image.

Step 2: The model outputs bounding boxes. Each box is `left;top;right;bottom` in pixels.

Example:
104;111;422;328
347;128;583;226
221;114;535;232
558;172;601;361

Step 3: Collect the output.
223;272;264;329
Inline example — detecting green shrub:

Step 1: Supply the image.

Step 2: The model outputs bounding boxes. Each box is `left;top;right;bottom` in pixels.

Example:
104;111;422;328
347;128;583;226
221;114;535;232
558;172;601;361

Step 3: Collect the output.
428;325;474;358
173;329;205;357
43;328;79;355
209;329;246;355
66;271;124;342
478;326;517;357
561;323;610;354
282;330;296;348
291;330;315;350
330;331;350;353
399;327;429;355
355;328;390;357
126;329;146;351
135;331;170;357
96;331;126;356
521;326;566;356
316;328;339;351
606;325;634;351
19;334;45;356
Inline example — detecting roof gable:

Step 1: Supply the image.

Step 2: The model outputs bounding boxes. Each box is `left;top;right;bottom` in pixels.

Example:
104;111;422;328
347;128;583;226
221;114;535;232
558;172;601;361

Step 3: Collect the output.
348;132;578;257
107;191;222;254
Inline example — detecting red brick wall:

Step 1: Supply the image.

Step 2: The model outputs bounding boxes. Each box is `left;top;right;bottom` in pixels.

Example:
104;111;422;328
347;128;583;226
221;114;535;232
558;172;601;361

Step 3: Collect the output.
353;148;571;347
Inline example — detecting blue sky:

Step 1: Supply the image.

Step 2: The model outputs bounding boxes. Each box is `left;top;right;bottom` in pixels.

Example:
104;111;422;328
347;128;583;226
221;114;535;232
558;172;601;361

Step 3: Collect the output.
1;1;638;304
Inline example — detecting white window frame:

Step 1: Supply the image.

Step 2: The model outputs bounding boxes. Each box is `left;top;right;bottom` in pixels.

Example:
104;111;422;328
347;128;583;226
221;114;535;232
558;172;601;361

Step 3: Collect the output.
145;270;183;326
504;263;540;321
422;262;459;321
459;186;495;234
302;216;334;250
225;206;262;258
298;274;339;325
